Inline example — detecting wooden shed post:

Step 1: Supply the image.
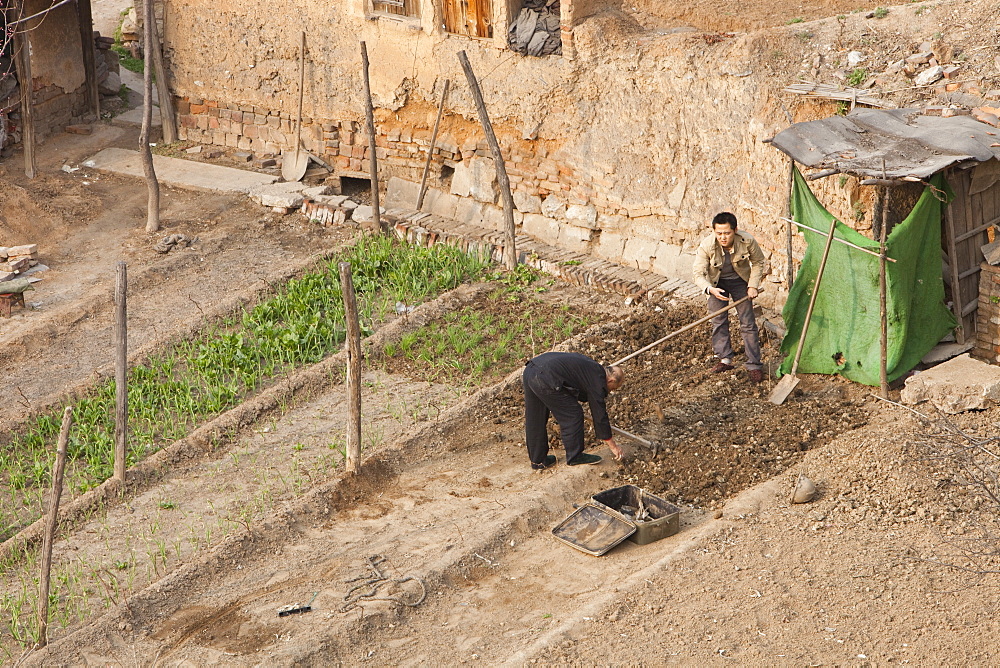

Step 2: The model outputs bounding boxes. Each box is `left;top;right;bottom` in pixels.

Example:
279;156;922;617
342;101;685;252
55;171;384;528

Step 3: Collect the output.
76;0;101;117
11;7;36;179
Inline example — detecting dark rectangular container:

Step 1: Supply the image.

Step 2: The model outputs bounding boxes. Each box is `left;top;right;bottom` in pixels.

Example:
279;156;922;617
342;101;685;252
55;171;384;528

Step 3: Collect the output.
591;485;680;545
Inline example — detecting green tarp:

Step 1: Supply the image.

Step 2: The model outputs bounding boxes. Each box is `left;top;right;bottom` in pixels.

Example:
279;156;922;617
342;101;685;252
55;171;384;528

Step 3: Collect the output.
778;168;957;386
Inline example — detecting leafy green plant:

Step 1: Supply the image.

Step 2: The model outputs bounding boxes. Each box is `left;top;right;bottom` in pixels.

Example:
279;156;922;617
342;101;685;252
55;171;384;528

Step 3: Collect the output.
786;17;804;24
847;67;868;86
873;6;889;18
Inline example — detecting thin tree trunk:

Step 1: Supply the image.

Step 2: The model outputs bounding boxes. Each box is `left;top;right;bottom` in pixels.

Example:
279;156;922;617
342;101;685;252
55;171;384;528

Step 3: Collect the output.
35;407;73;649
457;51;516;270
360;42;381;231
140;0;160;233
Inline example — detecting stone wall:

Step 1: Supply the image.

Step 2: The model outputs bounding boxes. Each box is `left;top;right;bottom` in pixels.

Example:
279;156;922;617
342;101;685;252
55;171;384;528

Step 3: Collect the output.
21;0;90;140
159;0;860;309
975;262;1000;363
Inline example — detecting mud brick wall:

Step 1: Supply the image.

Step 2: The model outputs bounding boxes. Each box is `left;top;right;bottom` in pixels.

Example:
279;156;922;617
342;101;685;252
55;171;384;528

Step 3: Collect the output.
31;82;89;141
975;262;1000;362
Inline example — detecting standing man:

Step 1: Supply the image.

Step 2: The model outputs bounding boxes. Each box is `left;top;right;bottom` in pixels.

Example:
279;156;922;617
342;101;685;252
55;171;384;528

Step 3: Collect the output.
522;352;625;470
692;211;769;383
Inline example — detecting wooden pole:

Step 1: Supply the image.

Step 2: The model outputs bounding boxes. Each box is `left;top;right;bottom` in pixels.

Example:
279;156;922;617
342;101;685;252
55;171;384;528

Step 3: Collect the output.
11;7;35;179
140;0;160;233
359;42;381;231
35;406;73;649
148;12;178;144
114;262;128;480
76;0;100;118
457;50;517;271
785;160;795;289
339;262;362;474
417;79;449;211
943;172;965;344
879;187;890;398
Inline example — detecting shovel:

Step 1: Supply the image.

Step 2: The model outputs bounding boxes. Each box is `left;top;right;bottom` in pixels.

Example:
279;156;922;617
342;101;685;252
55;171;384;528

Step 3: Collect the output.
281;32;310;182
768;215;839;405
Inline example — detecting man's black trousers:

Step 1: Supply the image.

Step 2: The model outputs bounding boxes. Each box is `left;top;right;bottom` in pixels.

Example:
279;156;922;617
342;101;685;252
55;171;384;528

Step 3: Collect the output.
523;363;585;465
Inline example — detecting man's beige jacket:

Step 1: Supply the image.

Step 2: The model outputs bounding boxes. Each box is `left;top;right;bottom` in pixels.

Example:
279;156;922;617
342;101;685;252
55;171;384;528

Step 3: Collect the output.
692;230;768;293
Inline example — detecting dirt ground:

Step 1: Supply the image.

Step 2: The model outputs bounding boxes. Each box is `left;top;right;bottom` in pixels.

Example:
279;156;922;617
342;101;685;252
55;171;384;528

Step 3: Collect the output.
5;0;1000;662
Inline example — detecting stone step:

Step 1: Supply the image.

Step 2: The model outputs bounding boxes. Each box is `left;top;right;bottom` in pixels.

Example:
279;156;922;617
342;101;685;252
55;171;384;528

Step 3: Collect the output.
383;208;700;304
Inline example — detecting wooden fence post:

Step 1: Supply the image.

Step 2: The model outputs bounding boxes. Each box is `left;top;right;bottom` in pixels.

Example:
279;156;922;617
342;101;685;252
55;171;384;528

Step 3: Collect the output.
360;42;382;231
417;79;450;211
339;262;362;473
114;262;128;480
457;50;516;270
35;406;73;649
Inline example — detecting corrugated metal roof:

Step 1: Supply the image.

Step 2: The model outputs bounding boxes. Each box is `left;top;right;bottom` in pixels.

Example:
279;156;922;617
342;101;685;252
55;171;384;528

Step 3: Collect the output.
770;108;1000;180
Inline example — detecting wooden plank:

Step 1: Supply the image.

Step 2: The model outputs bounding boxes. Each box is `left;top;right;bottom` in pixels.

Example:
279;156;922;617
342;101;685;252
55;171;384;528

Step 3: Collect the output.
944;171;965;343
954;214;1000;243
76;0;100;117
963;173;984;335
959;265;982;280
473;0;491;37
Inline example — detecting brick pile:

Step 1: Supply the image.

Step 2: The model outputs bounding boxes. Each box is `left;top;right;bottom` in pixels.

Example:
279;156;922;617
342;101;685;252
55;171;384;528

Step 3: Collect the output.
975;262;1000;363
0;244;39;282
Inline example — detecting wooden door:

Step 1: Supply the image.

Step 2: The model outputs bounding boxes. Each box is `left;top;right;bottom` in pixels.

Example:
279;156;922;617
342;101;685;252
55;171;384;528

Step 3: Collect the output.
944;163;1000;342
442;0;492;38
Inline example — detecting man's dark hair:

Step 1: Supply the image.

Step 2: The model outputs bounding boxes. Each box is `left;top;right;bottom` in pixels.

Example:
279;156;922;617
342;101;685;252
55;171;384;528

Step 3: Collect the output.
712;212;738;229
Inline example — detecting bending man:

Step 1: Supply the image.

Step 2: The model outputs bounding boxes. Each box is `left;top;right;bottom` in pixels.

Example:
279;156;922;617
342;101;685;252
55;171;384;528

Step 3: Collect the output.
522;352;625;470
692;211;768;383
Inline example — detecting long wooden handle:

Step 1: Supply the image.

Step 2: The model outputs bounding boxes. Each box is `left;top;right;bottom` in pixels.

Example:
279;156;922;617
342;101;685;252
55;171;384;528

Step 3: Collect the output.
294;32;306;152
611;295;752;367
789;215;839;375
610;425;652;447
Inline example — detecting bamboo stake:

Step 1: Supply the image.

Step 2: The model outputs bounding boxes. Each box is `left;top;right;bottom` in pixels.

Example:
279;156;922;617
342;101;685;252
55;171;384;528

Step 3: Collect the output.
417;79;450;211
879;187;889;398
457;50;516;270
35;406;73;649
114;262;128;480
340;262;362;474
785;161;795;289
360;42;382;231
783;217;897;262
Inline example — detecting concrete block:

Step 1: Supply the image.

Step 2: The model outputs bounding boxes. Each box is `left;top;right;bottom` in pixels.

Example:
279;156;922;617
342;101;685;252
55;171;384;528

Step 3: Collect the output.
513;190;542;214
451;157;497;203
558;224;593;252
425;189;459;220
482;205;506;232
541;194;566;219
565;203;598;229
258;192;304;209
651;241;685;278
622;237;659;271
385;176;420;209
522;213;560;245
900;353;1000;413
594;230;626;262
454;198;486;226
352;205;386;224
